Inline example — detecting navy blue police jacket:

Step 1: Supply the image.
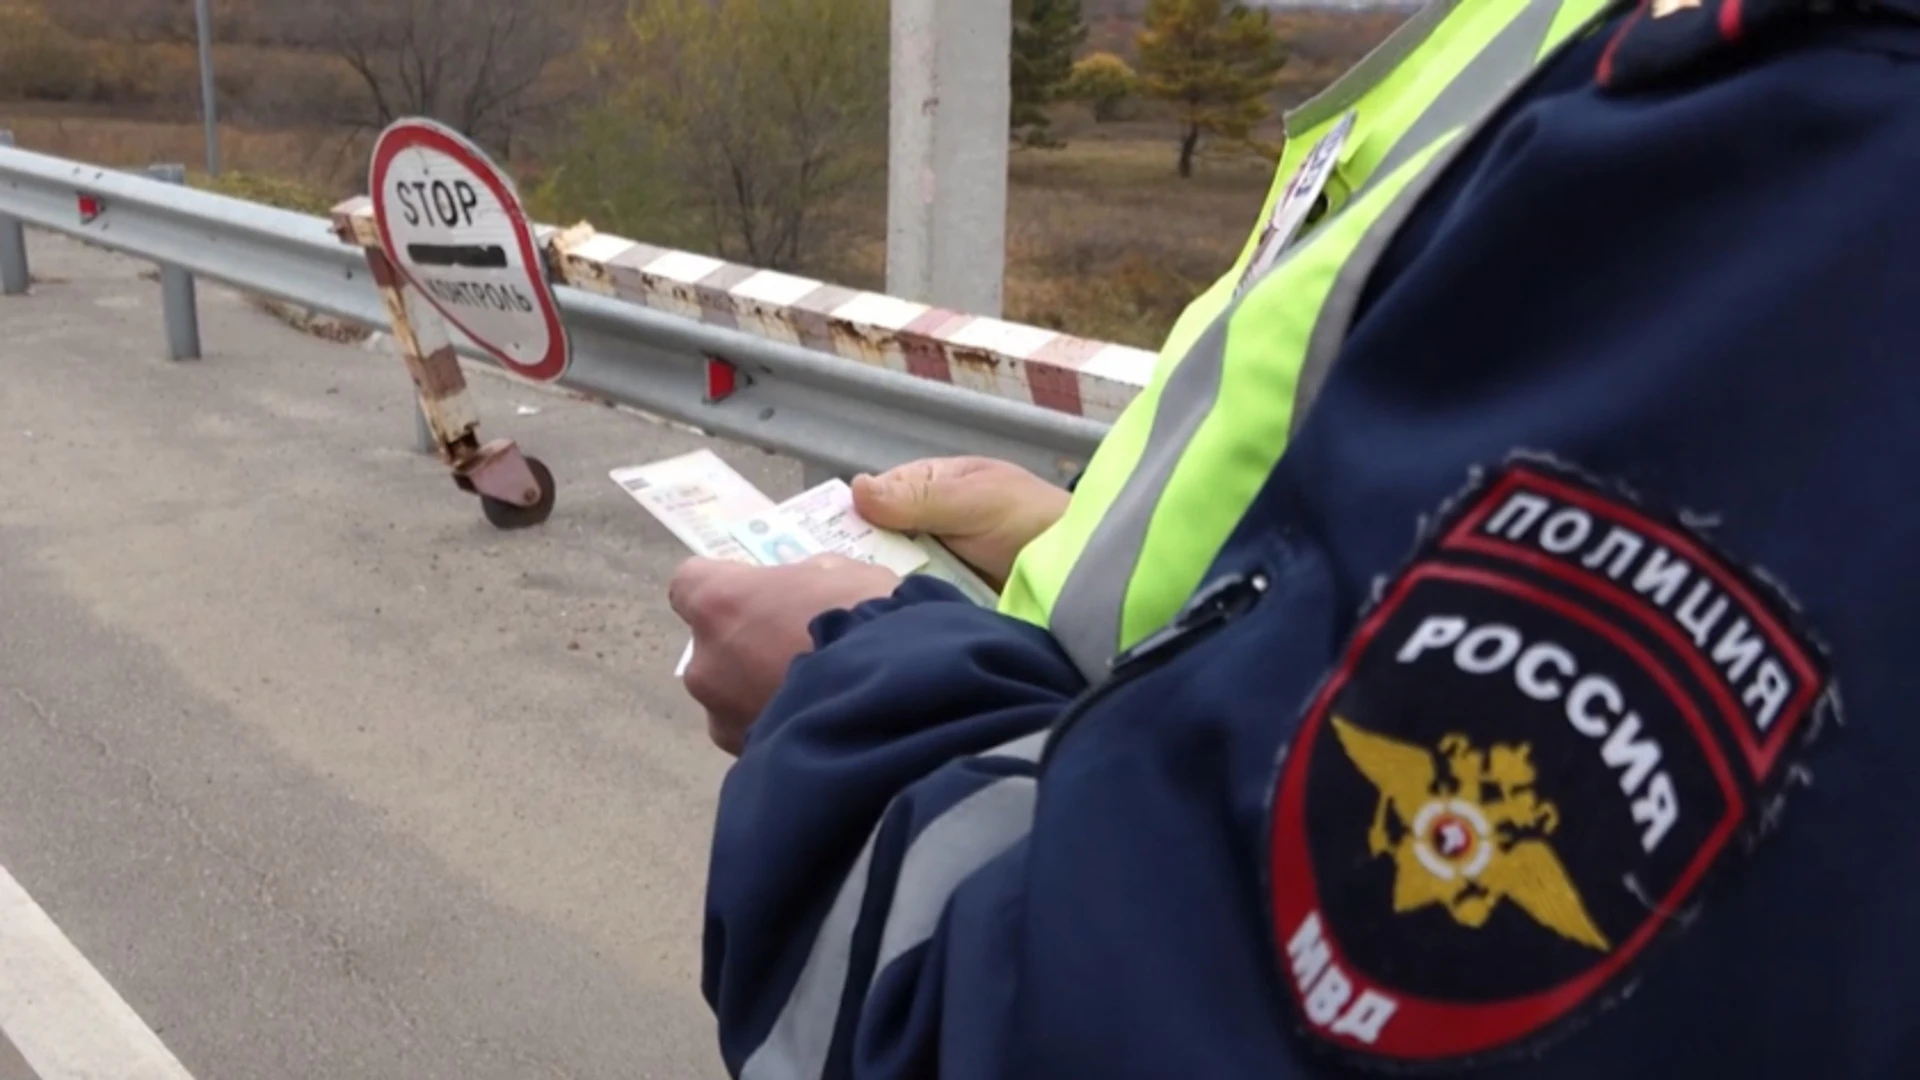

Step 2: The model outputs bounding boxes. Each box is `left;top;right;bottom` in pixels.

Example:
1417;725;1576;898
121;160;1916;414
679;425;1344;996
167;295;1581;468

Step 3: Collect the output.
702;4;1920;1077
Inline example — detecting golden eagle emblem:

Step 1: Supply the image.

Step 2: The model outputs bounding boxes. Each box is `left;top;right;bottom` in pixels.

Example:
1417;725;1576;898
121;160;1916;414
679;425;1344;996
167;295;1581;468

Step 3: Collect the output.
1331;717;1611;952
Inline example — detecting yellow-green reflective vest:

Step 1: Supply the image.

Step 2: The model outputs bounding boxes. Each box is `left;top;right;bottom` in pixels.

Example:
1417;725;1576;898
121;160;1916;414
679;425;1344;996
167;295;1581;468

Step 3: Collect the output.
999;0;1619;682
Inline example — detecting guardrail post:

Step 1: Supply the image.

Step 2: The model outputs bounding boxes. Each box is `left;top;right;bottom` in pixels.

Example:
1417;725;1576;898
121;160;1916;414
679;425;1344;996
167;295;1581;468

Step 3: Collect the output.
413;399;434;455
144;164;202;361
0;132;29;296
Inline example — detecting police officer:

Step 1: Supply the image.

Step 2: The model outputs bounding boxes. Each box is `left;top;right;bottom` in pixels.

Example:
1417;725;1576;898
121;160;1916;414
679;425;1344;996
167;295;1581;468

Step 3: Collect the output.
670;0;1920;1075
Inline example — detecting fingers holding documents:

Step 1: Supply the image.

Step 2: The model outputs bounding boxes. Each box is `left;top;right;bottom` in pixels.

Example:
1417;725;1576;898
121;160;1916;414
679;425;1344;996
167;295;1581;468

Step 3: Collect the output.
850;457;1069;588
669;554;901;755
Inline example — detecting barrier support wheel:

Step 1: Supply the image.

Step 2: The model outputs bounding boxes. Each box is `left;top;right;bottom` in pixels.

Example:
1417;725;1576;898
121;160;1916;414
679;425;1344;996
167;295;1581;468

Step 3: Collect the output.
457;440;554;530
479;457;555;530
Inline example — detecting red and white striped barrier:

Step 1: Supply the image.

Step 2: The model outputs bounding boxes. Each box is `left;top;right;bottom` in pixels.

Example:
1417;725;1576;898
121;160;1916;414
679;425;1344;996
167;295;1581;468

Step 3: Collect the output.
331;198;1155;424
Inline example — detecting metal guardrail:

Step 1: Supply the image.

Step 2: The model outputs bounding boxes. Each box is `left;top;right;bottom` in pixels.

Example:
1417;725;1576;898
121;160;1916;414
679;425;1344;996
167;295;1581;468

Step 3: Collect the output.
0;140;1121;486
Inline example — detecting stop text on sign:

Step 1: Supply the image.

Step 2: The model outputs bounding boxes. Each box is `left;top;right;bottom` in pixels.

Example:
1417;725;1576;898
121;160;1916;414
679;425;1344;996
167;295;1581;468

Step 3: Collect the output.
392;178;482;229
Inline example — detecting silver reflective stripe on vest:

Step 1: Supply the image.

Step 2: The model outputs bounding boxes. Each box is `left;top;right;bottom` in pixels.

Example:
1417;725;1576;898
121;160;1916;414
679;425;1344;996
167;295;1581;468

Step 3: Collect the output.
1048;0;1581;684
1049;313;1232;681
739;732;1045;1080
1358;0;1566;200
1286;0;1466;137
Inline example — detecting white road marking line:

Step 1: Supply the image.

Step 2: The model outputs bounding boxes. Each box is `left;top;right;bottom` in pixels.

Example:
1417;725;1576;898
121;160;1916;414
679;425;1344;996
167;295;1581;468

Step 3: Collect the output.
0;864;195;1080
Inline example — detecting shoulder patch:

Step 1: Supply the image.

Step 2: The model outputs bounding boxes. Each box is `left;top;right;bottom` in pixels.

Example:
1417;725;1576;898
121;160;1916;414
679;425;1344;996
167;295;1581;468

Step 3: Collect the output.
1265;460;1834;1070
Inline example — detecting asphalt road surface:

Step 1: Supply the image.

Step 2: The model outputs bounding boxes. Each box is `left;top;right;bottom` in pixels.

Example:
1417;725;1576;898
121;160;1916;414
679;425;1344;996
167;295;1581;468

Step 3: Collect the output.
0;233;802;1078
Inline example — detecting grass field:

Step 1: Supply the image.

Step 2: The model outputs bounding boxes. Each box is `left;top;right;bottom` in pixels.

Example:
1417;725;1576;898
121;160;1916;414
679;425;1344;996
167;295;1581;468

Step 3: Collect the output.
0;108;370;192
0;106;1275;350
1006;132;1271;345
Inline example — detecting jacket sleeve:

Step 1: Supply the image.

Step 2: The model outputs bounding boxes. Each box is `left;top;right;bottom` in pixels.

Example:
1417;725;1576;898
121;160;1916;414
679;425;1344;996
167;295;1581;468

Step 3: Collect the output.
701;575;1085;1077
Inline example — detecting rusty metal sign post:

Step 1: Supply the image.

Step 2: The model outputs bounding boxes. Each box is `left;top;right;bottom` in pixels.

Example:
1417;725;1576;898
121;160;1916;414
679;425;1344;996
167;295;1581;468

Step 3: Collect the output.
357;117;563;530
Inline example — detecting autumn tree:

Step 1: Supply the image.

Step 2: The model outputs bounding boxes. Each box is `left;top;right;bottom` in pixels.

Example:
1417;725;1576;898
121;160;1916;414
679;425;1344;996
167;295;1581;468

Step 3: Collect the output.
1011;0;1089;147
1137;0;1285;178
1065;51;1140;123
539;0;889;273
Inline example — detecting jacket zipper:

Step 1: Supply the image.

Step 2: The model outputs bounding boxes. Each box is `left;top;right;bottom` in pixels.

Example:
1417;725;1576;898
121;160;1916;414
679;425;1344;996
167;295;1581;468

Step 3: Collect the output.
1039;570;1271;773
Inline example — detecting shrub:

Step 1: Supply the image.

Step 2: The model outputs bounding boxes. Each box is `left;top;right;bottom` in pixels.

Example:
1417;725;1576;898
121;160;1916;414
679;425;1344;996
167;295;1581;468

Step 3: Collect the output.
79;40;199;108
1064;51;1140;123
0;3;93;101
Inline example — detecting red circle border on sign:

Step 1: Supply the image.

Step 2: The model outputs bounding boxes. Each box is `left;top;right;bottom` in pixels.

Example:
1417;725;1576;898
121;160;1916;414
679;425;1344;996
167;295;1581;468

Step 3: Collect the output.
369;119;571;384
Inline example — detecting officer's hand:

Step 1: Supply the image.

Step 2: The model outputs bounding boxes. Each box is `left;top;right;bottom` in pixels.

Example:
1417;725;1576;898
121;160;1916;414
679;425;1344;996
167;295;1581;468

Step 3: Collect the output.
851;457;1070;588
668;554;901;756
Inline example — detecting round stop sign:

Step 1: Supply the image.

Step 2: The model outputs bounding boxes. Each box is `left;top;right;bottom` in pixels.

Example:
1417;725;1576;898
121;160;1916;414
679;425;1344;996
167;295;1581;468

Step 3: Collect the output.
369;118;571;383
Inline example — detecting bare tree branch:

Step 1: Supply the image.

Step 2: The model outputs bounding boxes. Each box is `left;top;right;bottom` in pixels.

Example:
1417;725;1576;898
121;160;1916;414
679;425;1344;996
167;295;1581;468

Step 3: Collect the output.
323;0;575;156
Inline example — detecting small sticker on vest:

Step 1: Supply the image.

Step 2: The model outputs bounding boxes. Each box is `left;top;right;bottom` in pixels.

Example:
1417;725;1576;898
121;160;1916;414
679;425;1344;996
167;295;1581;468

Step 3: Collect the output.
1237;111;1356;297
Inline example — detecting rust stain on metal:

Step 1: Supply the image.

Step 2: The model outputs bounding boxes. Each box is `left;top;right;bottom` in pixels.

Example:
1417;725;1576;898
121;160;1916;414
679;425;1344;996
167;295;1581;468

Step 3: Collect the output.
692;284;740;331
738;305;802;346
372;280;421;357
897;311;966;383
647;277;705;321
827;316;896;368
949;348;1001;380
549;224;617;296
787;308;834;353
623;273;669;314
604;265;650;306
329;197;374;245
604;242;669;307
560;253;616;296
364;247;400;290
548;223;597;263
358;244;481;461
419;397;478;458
330;203;382;250
414;345;467;398
900;334;954;382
